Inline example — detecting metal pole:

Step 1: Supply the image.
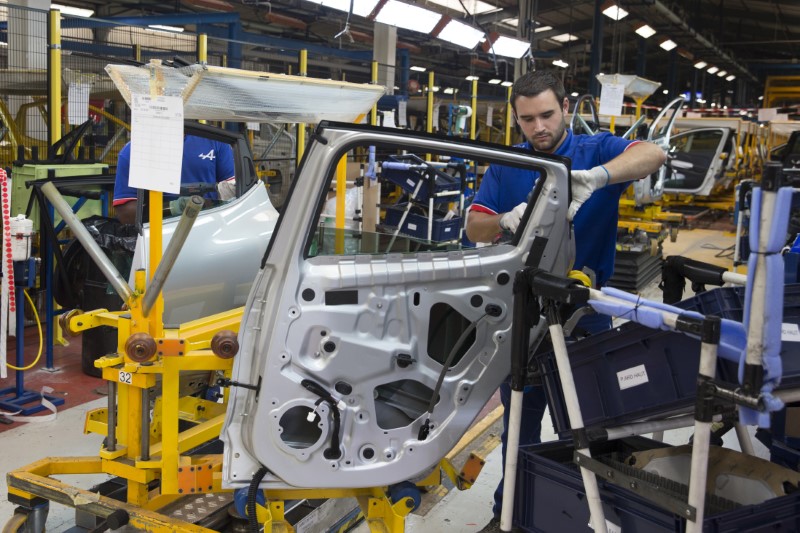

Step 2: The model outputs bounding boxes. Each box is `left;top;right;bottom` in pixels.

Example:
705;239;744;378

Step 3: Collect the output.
141;196;204;317
40;182;132;303
106;381;117;452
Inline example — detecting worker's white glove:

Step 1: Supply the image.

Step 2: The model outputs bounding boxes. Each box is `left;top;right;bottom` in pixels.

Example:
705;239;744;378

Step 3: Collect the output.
568;165;610;221
499;202;527;233
217;179;236;201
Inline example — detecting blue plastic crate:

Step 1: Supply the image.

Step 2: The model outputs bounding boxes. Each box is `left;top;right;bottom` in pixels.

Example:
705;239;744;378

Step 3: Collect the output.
537;321;707;433
674;284;800;388
383;204;461;242
380;154;462;203
514;437;800;532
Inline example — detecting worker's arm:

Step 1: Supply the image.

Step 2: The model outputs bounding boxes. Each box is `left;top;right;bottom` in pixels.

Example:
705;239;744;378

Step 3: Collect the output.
465;210;505;244
115;200;137;225
601;141;667;184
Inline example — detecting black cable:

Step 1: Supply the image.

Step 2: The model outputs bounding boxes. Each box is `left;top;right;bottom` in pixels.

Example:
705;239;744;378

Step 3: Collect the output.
247;465;269;533
301;379;342;459
418;314;488;440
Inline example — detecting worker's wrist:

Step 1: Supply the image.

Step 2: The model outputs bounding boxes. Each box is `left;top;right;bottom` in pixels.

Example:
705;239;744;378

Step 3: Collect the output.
594;165;611;187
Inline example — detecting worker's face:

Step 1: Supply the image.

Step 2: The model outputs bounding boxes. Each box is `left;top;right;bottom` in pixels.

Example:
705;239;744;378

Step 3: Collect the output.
513;89;569;153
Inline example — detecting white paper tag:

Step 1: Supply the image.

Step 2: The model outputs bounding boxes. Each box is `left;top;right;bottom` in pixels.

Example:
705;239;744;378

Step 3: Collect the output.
487;106;494;128
397;100;407;127
246;122;260;131
599;82;625;116
781;323;800;342
617;364;649;390
67;82;91;125
588;519;621;533
129;94;184;194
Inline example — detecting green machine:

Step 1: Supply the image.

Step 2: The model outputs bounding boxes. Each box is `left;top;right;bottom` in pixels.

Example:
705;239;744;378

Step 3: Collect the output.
10;162;110;230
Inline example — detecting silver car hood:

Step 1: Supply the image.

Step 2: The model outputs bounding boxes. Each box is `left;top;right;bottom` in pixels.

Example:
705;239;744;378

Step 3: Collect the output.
221;124;574;489
131;182;279;324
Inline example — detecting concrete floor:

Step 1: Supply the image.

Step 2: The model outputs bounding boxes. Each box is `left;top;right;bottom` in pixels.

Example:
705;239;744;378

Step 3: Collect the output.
2;223;773;532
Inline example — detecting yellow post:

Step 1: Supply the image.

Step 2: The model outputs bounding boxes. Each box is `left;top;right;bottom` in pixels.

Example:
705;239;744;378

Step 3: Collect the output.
134;44;141;63
297;50;308;164
147;63;165;338
505;86;513;146
470;79;478;140
426;72;434;134
370;61;378;126
335;155;347;254
197;33;207;64
48;9;62;147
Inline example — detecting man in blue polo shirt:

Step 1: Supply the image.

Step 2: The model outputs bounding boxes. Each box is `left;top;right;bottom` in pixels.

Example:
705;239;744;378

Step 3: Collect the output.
466;70;665;533
113;135;236;224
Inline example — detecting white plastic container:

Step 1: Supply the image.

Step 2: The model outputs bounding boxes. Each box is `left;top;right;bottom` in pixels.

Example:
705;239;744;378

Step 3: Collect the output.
9;214;33;261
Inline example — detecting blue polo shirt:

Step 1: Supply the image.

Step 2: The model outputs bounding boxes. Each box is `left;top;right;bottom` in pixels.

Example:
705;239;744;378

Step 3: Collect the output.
113;135;235;206
471;130;639;285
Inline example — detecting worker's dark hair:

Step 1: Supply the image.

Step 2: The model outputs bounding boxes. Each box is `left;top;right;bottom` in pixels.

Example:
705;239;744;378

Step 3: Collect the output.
510;71;567;111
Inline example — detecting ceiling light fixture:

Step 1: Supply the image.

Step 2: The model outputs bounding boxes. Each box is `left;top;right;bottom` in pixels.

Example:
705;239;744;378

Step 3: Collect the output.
488;79;502;84
635;24;656;38
374;0;442;34
601;1;628;20
717;70;727;77
694;61;707;69
148;25;185;33
552;59;569;68
707;66;719;74
425;0;500;15
436;18;484;49
534;25;553;33
465;75;480;81
484;33;531;59
305;0;381;18
659;38;677;51
410;65;427;72
551;33;578;43
51;3;94;17
726;74;736;81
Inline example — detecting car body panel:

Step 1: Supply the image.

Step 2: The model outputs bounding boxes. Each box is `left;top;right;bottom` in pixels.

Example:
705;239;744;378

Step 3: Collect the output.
221;123;575;489
664;127;736;196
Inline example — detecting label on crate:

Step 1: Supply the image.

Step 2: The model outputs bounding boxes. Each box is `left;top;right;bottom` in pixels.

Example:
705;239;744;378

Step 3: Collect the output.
617;364;649;390
782;323;800;342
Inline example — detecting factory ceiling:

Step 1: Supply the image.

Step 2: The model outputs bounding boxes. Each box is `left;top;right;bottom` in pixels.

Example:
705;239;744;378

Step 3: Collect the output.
56;0;800;109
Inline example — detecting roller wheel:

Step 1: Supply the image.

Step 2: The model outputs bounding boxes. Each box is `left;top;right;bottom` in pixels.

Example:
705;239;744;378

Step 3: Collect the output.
388;481;422;511
2;513;27;533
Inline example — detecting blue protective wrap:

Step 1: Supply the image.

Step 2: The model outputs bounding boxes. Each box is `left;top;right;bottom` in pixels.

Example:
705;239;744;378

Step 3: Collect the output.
740;187;794;426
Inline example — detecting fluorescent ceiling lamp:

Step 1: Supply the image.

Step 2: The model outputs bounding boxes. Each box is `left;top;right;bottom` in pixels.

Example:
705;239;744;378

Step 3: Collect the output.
488;79;502;84
0;42;7;47
410;65;427;72
490;35;530;58
534;25;553;33
662;89;669;94
375;0;442;33
635;24;656;38
431;86;440;92
443;87;456;94
552;59;569;68
551;33;578;43
52;3;94;17
465;75;480;81
501;81;513;87
305;0;380;18
602;3;628;21
571;92;579;97
717;70;727;77
437;19;484;49
501;18;519;27
694;61;707;69
425;0;500;15
707;66;719;74
726;74;736;81
149;25;184;33
659;39;677;51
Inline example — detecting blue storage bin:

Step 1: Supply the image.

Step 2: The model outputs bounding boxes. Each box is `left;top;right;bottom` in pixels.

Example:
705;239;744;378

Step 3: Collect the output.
514;436;800;532
674;284;800;388
383;204;461;242
380;154;462;203
537;321;706;433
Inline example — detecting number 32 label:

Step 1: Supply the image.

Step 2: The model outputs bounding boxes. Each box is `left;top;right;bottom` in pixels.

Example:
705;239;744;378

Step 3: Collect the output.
118;371;133;384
